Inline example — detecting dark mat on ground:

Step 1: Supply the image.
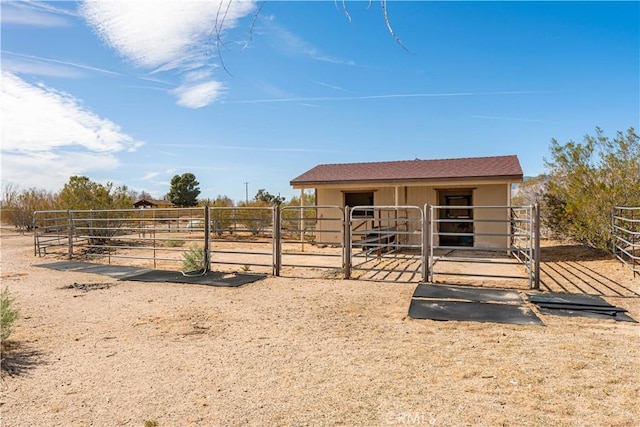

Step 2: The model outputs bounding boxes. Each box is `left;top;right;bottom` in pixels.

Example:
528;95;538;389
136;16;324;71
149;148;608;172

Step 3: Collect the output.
413;283;522;303
36;261;151;277
527;293;612;307
408;299;544;325
527;292;636;322
36;261;102;271
536;307;637;323
36;261;264;287
534;303;627;313
119;269;266;287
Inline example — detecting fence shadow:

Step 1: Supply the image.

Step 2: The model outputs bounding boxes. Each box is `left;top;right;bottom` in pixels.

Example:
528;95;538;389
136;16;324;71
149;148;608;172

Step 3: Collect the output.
540;244;612;263
538;244;640;297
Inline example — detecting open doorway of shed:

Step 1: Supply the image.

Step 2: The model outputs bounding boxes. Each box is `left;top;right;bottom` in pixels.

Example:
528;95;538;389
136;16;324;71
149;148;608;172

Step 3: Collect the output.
344;191;374;218
438;189;474;247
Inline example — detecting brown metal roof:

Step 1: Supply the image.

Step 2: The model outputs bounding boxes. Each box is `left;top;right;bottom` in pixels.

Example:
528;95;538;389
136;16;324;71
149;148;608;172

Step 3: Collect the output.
290;155;523;187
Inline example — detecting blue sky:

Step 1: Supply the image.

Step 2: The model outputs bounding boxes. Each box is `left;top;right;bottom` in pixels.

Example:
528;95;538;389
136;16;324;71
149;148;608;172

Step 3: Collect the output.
2;1;638;203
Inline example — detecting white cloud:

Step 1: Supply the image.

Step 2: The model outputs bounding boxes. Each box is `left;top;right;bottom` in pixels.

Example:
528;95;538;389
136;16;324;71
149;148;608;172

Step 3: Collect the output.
1;56;83;79
2;51;122;78
1;151;120;191
1;2;73;27
141;172;160;180
80;0;256;108
262;15;355;66
0;72;143;191
171;80;226;108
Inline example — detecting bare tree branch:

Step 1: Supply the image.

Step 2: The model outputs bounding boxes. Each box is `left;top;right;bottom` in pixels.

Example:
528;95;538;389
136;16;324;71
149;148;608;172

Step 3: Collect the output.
380;0;412;53
209;0;412;76
246;0;266;47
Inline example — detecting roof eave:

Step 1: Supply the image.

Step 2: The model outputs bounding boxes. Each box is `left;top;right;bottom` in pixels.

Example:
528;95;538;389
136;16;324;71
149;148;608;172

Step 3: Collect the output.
291;174;523;188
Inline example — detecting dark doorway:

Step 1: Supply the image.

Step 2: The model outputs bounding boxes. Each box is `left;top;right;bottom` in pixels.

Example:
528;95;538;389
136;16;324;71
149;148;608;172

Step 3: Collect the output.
345;191;374;218
438;190;473;247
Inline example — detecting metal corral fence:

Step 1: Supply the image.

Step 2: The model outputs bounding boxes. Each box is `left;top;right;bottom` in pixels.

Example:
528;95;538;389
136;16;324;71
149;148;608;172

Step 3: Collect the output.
276;205;345;277
209;206;276;273
612;206;640;277
428;205;539;289
34;204;542;287
348;205;426;282
35;208;207;268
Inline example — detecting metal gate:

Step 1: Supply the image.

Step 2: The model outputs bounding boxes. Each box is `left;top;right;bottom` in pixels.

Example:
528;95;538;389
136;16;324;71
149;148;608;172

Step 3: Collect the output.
276;205;345;277
348;205;426;282
35;208;208;269
428;205;539;289
612;206;640;277
209;206;276;274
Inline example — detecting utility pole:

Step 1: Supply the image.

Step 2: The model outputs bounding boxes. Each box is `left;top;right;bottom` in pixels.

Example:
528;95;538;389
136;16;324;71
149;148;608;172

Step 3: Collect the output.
244;182;249;203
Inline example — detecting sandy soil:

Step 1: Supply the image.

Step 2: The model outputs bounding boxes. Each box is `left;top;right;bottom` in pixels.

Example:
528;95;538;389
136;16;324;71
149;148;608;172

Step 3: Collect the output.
1;231;639;426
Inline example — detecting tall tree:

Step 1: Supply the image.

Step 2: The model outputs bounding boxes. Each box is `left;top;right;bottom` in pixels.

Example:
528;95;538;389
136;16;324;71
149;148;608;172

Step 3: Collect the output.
56;176;132;210
1;184;55;230
254;189;285;206
167;173;201;207
543;127;640;250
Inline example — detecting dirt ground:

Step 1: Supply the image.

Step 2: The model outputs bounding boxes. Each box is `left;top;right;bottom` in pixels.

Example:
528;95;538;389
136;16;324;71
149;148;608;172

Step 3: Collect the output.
1;231;639;426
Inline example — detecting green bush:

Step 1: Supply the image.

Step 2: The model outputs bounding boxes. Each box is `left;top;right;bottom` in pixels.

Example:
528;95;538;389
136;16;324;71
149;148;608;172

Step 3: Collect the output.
544;127;640;251
182;245;206;272
1;287;19;344
164;239;185;248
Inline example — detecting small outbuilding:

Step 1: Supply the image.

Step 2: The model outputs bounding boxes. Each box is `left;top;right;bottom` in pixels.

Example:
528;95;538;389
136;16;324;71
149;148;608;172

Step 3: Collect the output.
290;155;524;248
133;198;175;209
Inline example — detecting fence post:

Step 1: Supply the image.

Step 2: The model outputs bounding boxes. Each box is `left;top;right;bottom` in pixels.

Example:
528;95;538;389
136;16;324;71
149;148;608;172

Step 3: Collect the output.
204;207;210;272
33;211;38;256
343;206;351;279
533;203;541;290
429;205;436;283
273;206;281;276
422;205;430;283
68;210;74;260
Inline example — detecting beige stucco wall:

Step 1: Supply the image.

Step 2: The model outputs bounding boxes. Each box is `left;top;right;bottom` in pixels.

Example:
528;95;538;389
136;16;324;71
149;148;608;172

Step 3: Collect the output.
309;181;515;247
470;184;510;248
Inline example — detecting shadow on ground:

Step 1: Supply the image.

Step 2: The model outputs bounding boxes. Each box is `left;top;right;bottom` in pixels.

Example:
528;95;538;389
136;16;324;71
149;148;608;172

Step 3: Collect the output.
540;245;611;262
1;342;46;377
539;245;639;298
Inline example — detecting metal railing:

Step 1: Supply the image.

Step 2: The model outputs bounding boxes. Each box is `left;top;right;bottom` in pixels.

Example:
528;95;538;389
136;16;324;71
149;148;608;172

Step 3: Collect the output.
428;205;538;289
348;205;426;282
612;206;640;278
276;205;345;276
34;208;209;269
33;204;542;286
208;206;276;274
33;210;74;257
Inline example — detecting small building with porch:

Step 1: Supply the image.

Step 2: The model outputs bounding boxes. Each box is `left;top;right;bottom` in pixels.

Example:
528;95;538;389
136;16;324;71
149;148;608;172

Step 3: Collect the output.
290;155;524;248
133;198;175;209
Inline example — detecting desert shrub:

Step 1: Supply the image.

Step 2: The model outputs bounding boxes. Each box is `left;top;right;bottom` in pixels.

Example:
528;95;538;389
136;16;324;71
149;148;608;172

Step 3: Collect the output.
182;245;206;272
164;239;185;248
1;287;19;345
544;127;639;251
236;202;273;235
